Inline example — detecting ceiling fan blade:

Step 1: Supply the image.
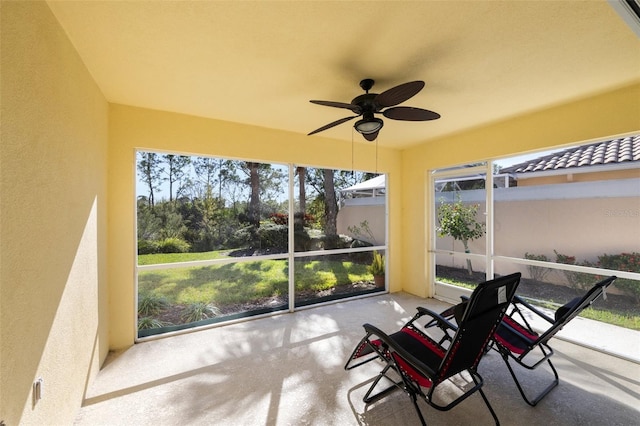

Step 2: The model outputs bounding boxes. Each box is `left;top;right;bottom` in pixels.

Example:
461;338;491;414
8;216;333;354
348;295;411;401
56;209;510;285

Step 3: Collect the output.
308;115;358;136
310;100;361;113
363;131;379;141
383;106;441;121
375;81;425;108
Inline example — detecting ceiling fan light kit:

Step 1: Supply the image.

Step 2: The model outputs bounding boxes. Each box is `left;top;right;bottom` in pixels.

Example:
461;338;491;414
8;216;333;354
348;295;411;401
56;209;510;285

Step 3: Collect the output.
308;78;440;141
355;114;383;135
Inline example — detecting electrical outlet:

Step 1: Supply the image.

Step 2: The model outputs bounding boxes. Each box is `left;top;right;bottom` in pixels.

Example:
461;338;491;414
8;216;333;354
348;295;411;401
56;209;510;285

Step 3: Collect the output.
33;377;44;403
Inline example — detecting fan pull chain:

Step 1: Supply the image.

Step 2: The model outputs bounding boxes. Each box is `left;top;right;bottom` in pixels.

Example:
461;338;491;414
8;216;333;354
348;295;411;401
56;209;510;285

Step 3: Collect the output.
375;136;379;174
351;128;355;173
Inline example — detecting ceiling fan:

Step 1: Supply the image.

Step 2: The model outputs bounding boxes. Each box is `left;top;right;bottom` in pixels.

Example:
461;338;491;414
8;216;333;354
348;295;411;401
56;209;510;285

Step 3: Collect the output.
308;79;440;141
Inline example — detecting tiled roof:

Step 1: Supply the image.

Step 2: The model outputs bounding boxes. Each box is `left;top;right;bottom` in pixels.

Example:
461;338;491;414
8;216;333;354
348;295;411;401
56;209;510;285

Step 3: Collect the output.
502;135;640;174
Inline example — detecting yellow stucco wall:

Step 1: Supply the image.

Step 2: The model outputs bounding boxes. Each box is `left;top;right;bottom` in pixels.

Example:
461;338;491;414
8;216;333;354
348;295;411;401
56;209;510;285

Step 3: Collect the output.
401;82;640;297
108;104;403;349
2;2;639;423
0;2;109;425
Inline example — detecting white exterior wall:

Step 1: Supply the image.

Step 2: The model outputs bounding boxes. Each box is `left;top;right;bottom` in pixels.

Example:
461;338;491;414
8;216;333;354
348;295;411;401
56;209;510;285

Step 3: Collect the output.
438;196;639;273
341;178;640;283
337;198;386;245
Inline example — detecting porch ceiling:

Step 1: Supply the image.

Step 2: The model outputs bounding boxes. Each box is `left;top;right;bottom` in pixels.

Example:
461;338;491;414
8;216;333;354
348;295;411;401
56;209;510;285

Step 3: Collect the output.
47;1;640;149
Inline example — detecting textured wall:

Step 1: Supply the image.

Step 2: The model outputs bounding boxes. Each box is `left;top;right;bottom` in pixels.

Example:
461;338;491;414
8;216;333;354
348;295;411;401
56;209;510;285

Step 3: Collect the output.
108;104;403;349
0;2;109;424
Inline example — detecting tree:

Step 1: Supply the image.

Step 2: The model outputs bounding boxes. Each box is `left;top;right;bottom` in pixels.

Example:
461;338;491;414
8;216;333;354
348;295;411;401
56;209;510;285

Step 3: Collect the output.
162;154;190;202
137;152;163;206
245;162;261;227
323;168;338;248
192;156;219;199
437;195;485;275
296;166;306;221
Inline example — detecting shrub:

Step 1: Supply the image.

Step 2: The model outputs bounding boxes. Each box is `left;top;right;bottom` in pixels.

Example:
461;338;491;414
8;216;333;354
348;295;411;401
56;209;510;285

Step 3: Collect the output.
138;294;169;316
553;250;594;290
137;239;159;255
294;228;311;251
268;212;315;227
524;252;551;282
138;317;168;330
368;251;385;276
181;302;220;323
156;237;191;253
258;223;288;250
323;234;344;250
347;220;377;245
597;252;640;303
228;226;254;247
269;213;288;225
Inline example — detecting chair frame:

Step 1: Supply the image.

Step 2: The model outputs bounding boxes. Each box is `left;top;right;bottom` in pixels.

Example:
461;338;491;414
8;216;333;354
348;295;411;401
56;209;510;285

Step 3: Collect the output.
345;273;521;425
492;275;617;406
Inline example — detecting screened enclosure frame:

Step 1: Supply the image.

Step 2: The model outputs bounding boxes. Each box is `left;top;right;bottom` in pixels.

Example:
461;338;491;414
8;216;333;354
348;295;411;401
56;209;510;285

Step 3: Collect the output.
428;146;640;333
134;150;388;341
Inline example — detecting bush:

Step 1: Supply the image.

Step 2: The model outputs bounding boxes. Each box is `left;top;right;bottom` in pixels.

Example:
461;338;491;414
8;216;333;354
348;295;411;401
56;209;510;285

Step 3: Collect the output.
269;213;288;225
258;223;288;250
368;251;385;276
269;212;315;227
137;239;159;255
294;228;311;251
138;317;168;330
597;252;640;303
138;294;169;316
524;252;551;282
553;250;593;290
228;226;254;248
156;237;191;253
181;302;220;323
323;234;351;250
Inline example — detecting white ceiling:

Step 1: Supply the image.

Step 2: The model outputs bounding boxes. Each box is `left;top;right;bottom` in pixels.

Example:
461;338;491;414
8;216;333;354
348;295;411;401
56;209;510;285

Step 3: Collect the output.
47;1;640;149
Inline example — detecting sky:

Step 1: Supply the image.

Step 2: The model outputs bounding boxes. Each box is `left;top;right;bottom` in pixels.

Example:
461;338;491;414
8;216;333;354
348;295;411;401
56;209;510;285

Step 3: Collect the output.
137;148;564;199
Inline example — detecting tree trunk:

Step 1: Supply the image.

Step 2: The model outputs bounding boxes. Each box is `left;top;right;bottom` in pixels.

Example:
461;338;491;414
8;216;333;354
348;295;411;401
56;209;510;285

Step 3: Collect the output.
248;162;260;227
297;166;306;225
463;240;473;275
323;169;338;248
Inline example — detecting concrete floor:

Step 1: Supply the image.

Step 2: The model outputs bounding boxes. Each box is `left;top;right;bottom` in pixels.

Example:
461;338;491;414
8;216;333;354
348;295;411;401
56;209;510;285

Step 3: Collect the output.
75;293;640;425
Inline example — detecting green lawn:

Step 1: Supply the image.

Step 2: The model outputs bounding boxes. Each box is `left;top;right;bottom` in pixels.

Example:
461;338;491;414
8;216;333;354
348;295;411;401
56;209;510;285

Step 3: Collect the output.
138;250;228;265
138;252;373;307
436;274;639;330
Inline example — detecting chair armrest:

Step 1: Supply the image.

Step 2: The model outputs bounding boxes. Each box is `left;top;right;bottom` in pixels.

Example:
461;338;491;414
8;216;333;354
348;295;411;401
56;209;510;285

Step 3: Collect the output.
512;295;555;324
416;306;459;332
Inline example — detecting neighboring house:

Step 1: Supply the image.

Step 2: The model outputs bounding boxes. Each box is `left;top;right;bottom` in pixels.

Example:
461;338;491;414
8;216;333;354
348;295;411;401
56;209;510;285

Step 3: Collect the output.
501;135;640;186
337;175;386;245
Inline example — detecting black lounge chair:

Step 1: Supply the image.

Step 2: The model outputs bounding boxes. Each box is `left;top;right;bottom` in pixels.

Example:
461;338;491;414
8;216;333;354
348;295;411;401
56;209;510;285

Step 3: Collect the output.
345;272;521;425
427;275;618;407
492;275;617;406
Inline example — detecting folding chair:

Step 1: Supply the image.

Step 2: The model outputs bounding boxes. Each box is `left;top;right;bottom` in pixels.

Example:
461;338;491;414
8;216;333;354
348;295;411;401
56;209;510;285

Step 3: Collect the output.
426;275;618;406
492;275;617;406
345;273;521;425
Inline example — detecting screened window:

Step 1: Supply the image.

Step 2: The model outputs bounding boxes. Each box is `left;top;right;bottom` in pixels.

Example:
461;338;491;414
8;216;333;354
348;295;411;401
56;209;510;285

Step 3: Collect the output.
430;136;640;333
136;152;387;338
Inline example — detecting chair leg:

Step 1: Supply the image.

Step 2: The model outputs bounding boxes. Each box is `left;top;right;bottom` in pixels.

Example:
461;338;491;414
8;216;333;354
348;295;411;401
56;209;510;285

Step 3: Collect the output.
362;363;403;404
409;392;427;426
502;355;559;406
472;374;500;426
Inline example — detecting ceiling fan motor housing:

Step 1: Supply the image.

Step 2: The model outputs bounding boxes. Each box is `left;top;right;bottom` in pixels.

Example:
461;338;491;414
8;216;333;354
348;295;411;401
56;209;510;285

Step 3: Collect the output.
351;93;380;114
